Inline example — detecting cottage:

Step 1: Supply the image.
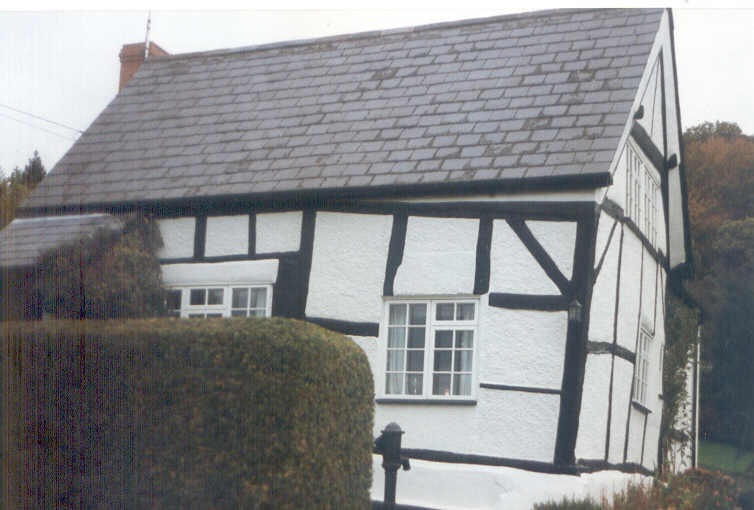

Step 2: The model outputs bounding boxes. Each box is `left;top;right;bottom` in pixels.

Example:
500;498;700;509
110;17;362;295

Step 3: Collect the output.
0;8;696;508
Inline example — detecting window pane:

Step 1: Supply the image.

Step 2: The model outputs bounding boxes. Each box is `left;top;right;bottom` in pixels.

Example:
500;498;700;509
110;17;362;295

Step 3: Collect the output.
434;351;451;371
455;330;474;348
456;303;475;320
250;288;267;309
231;310;247;317
206;313;223;318
188;313;204;318
436;303;454;321
409;304;426;325
407;350;424;371
455;351;473;372
389;304;407;325
232;288;249;308
435;330;453;348
385;374;403;395
433;374;451;396
166;290;181;310
407;327;425;348
386;350;404;371
406;374;423;395
207;288;224;305
190;289;205;305
249;309;266;318
453;375;472;396
388;327;406;348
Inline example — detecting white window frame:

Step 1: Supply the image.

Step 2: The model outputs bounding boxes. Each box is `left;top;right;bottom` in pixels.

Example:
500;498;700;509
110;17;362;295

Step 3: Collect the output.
166;284;273;318
380;297;479;401
633;327;653;406
625;141;661;247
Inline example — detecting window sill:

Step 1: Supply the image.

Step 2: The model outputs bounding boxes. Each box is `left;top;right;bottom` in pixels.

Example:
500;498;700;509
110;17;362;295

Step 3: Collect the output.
631;400;652;415
375;398;477;406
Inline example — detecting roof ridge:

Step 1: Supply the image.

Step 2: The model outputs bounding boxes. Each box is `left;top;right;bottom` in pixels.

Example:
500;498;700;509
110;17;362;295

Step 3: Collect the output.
146;7;657;63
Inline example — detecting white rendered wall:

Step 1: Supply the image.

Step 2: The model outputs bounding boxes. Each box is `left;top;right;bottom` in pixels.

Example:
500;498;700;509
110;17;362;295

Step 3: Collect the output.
255;211;302;253
205;215;248;257
589;219;620;344
161;259;279;286
526;220;577;280
479;307;567;390
394;216;478;296
306;212;392;323
489;220;560;295
156;217;195;259
575;354;612;460
371;457;650;510
616;233;643;351
607;358;634;464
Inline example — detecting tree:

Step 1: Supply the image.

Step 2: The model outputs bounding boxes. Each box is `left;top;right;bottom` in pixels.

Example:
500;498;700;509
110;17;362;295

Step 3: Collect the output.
33;213;166;319
0;150;47;229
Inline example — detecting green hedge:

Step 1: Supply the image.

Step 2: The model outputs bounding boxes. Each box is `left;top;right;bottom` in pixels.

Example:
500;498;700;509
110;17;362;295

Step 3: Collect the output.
2;318;373;509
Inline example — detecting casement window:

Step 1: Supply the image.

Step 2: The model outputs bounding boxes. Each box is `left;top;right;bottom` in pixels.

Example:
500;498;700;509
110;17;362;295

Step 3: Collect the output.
383;299;477;399
633;328;653;406
166;285;272;318
626;143;660;246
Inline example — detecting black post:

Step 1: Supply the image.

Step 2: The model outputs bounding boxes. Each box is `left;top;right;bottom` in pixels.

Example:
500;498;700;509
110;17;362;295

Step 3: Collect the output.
374;422;410;510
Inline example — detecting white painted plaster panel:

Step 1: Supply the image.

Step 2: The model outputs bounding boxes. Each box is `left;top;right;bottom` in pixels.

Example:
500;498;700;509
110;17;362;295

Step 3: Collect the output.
616;232;643;351
643;409;661;470
374;404;480;455
625;407;646;464
526;220;577;280
205;215;248;257
667;167;686;268
161;259;279;286
608;358;634;464
306;212;392;322
594;214;617;273
589;223;620;343
479;307;567;389
394;216;478;296
372;456;650;510
350;335;379;385
489;220;560;295
255;211;302;253
477;391;560;462
156;217;195;259
575;355;612;460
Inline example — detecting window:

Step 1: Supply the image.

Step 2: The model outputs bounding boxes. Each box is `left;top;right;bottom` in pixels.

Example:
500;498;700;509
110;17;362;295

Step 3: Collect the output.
633;328;652;406
626;144;660;246
166;285;272;318
384;299;477;399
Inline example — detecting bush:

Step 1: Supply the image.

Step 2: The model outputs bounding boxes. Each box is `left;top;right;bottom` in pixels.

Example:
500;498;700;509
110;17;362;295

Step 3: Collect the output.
2;318;373;509
533;497;602;509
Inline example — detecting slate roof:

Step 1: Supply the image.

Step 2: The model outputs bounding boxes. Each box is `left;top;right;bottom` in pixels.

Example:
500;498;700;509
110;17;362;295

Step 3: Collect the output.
0;215;122;268
23;8;664;212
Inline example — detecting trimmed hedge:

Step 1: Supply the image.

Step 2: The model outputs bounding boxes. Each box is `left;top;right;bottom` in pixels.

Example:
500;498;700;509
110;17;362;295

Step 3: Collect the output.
2;318;373;509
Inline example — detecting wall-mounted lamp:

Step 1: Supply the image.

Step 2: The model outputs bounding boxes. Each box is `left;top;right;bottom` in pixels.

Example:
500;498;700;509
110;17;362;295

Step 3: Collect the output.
568;299;583;323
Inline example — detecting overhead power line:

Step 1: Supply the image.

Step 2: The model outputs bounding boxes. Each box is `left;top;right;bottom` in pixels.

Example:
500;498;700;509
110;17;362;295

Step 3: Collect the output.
0;111;79;141
0;103;84;134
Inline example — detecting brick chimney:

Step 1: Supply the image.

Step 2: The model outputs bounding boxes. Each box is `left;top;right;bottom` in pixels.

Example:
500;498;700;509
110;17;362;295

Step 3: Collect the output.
118;42;169;92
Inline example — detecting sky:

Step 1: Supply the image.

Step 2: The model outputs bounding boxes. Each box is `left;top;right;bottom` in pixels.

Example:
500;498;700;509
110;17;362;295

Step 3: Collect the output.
0;2;753;175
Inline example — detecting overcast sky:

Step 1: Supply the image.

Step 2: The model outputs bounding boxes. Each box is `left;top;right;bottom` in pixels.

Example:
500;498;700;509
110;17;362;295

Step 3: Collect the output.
0;3;752;175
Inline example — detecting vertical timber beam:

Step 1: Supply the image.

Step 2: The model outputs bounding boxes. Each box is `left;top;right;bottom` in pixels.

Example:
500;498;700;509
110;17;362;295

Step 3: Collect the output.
554;207;599;466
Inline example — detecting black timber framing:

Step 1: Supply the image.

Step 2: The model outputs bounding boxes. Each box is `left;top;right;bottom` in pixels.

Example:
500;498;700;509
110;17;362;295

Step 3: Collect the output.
383;213;407;297
248;213;256;256
488;293;568;311
473;215;493;295
600;198;667;269
193;215;207;260
402;449;580;476
630;122;665;172
587;341;636;364
605;224;625;461
306;316;379;337
576;458;654;477
553;210;598;467
17;173;613;218
507;218;571;296
479;382;561;395
623;248;645;463
271;209;315;318
593;219;618;283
